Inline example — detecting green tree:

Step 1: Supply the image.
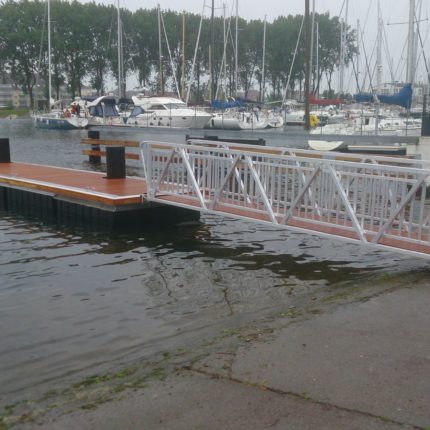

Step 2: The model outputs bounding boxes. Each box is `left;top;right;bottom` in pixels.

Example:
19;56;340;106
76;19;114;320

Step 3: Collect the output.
130;8;158;90
84;2;113;95
0;2;357;105
0;0;45;108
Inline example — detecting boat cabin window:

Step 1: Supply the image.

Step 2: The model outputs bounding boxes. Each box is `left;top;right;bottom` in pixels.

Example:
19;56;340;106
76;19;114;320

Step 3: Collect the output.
130;106;145;117
164;103;187;110
148;104;167;110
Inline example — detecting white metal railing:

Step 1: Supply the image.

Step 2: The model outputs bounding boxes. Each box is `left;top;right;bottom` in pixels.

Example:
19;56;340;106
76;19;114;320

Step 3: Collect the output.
141;140;430;259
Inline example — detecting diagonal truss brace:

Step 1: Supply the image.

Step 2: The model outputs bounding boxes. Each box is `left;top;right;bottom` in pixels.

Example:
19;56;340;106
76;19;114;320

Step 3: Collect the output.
281;164;322;225
372;174;428;243
245;155;278;223
209;155;241;210
153;148;178;197
179;148;207;209
327;164;367;243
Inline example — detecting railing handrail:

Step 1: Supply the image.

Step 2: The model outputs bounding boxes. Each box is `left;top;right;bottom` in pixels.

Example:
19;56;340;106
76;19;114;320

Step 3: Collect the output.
141;140;430;177
140;140;430;259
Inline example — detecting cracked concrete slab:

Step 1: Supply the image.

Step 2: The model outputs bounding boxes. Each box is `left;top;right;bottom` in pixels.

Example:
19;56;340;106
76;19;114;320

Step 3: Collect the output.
15;373;417;430
228;285;430;428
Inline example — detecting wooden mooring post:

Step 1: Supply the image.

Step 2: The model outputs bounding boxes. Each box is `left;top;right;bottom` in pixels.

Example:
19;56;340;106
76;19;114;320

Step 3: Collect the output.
106;146;126;179
87;130;101;163
0;138;11;163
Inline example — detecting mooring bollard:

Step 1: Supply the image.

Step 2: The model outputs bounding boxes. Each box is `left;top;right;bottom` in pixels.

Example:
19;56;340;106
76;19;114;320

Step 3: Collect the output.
422;114;430;137
106;146;126;179
0;138;11;163
421;95;430;137
88;130;101;163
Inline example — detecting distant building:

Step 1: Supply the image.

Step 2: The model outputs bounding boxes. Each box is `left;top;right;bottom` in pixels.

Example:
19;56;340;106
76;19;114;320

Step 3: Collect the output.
0;84;29;108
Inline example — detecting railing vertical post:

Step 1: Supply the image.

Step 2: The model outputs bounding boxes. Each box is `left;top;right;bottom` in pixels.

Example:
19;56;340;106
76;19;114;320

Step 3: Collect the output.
88;130;101;164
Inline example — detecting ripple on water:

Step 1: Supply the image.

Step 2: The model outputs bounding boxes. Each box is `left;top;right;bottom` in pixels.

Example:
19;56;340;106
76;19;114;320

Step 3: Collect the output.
0;123;428;403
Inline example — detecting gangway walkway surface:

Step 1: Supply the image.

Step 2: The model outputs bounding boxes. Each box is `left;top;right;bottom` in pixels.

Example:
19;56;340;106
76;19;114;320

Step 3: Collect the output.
140;139;430;260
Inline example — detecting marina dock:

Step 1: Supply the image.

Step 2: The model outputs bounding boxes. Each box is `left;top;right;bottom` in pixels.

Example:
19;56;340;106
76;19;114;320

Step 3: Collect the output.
0;138;198;231
2;135;430;257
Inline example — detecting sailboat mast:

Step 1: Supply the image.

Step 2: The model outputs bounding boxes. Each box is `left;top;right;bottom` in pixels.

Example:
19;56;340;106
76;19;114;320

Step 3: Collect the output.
375;0;382;135
235;0;238;97
356;19;360;93
47;0;52;108
117;0;120;97
339;0;348;96
261;15;266;103
182;11;186;100
376;2;382;92
310;0;315;92
158;4;163;95
304;0;310;130
117;0;124;99
210;0;214;100
316;21;319;98
223;3;227;99
406;0;416;83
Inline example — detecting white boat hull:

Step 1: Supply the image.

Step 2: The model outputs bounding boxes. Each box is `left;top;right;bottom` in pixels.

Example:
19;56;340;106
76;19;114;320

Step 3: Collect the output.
210;113;268;130
126;111;211;129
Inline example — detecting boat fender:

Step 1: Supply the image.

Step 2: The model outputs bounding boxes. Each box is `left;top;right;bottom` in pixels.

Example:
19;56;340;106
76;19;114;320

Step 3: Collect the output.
309;114;319;127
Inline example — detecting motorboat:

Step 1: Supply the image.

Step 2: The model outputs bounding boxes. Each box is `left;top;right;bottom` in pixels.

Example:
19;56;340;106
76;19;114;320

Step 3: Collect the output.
126;95;212;129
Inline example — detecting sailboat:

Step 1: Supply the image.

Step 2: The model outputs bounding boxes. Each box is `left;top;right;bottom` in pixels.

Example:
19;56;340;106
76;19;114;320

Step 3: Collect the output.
124;5;212;129
33;0;88;130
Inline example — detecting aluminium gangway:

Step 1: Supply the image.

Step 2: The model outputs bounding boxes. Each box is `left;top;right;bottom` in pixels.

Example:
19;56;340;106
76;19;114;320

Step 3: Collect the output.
140;139;430;259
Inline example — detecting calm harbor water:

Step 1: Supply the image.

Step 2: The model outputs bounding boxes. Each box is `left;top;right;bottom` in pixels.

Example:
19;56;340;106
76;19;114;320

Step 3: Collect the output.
0;119;428;405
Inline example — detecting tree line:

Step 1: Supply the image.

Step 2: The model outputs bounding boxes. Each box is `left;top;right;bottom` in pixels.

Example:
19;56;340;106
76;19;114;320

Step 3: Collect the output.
0;0;356;108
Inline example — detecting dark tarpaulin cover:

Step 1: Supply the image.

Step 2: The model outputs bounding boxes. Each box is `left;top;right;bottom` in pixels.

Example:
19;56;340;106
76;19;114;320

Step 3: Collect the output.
353;84;412;109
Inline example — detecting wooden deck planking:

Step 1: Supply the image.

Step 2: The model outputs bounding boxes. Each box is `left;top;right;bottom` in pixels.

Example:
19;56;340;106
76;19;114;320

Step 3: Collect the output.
0;162;147;206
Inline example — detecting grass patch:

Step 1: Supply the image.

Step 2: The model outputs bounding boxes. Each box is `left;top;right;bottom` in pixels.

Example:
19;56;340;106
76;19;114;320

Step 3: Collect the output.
277;306;300;318
0;108;29;118
0;404;17;429
72;367;137;389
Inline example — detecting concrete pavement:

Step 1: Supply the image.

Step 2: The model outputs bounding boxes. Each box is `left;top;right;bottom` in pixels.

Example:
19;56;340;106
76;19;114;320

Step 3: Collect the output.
8;279;430;430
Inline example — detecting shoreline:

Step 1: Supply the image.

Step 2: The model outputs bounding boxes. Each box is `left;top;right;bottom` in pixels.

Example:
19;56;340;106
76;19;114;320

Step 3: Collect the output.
3;270;429;429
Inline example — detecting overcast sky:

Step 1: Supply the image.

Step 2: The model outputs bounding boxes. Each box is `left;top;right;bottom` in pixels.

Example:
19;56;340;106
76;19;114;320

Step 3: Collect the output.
82;0;430;92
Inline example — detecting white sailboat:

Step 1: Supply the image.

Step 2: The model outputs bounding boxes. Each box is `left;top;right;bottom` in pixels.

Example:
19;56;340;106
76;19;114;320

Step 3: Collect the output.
209;110;268;130
33;0;88;130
